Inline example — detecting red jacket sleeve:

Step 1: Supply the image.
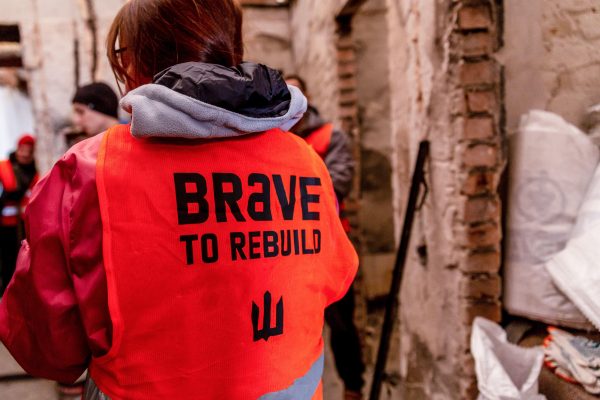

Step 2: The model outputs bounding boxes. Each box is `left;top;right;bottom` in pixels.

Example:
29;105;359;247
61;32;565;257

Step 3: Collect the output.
0;134;110;383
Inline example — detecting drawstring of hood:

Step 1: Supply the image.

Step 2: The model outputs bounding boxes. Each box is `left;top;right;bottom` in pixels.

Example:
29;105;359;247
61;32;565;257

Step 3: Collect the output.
120;62;307;139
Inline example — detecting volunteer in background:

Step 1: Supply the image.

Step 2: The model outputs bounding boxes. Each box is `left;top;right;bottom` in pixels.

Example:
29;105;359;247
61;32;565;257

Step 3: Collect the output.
0;1;359;399
70;82;119;144
0;134;37;294
286;74;365;400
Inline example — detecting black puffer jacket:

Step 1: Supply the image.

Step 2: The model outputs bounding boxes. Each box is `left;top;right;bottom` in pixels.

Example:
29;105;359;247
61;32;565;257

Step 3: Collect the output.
290;105;355;200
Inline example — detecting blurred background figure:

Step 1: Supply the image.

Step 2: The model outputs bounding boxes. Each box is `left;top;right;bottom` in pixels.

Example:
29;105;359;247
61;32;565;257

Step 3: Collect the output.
70;82;119;144
0;134;37;295
286;75;364;400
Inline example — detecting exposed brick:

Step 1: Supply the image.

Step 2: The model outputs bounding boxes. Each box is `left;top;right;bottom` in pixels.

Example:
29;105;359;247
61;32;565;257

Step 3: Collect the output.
451;90;467;116
458;6;492;30
339;76;358;91
339;90;358;106
461;300;502;324
461;170;498;195
457;222;500;248
464;117;495;140
461;144;498;168
461;300;502;326
460;60;499;87
460;274;501;299
462;32;495;57
460;196;500;224
336;34;354;50
461;251;501;274
466;90;497;113
337;48;356;64
339;104;358;119
338;62;356;78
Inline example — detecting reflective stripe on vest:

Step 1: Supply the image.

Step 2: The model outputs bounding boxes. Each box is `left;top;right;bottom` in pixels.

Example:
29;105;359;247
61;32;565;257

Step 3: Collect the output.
304;123;333;159
2;205;18;217
1;202;19;226
259;352;324;400
90;124;358;400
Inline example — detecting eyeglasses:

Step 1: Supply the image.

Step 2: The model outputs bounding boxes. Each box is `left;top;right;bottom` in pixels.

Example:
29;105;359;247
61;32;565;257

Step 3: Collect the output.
111;47;128;97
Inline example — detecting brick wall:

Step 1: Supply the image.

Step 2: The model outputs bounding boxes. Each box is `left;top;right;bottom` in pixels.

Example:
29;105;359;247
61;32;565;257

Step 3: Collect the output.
384;0;505;398
291;0;505;396
453;0;504;319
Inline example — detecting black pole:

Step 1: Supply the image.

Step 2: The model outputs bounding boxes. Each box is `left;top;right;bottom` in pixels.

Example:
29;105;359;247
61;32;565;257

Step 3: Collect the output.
369;140;429;400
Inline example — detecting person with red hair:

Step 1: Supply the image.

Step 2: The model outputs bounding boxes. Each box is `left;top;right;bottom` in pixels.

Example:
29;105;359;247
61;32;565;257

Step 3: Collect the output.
0;1;359;399
0;134;37;294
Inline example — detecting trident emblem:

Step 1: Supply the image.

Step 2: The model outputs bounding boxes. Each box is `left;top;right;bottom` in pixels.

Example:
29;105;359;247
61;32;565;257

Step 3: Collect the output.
252;291;284;342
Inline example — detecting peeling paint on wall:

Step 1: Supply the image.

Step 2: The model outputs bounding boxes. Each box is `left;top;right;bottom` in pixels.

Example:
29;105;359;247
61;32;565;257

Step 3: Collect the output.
500;0;600;130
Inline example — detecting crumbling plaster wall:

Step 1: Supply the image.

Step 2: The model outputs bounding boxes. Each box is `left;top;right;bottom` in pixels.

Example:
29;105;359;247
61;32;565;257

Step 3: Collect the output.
354;0;395;263
289;0;347;123
243;7;294;74
288;0;499;398
388;0;505;398
500;0;600;130
3;0;126;171
386;0;467;397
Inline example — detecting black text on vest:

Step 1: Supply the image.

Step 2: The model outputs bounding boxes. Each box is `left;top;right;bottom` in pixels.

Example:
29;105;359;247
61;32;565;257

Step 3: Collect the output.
174;173;322;224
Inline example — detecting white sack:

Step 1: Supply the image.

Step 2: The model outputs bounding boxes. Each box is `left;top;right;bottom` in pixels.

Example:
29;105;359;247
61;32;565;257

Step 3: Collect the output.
505;110;597;329
546;162;600;330
471;317;546;400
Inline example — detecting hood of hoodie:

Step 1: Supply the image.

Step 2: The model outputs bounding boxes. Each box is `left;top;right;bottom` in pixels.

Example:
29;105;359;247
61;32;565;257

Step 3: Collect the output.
120;62;307;139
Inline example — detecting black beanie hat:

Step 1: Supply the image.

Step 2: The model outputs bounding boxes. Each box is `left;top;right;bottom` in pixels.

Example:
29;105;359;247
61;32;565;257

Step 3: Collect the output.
72;82;119;119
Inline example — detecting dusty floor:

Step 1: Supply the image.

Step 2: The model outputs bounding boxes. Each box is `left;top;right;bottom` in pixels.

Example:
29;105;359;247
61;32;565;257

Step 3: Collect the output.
0;344;57;399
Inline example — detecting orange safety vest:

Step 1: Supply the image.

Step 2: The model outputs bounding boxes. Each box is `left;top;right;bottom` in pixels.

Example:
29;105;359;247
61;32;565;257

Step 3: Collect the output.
90;124;358;400
304;123;333;159
0;160;37;227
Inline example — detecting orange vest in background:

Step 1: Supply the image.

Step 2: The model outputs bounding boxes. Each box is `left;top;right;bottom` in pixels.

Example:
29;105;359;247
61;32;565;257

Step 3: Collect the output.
304;123;333;159
0;160;37;227
90;124;358;400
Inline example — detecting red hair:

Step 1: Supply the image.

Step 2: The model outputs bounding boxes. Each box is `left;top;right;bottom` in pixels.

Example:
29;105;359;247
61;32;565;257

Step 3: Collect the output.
107;0;244;89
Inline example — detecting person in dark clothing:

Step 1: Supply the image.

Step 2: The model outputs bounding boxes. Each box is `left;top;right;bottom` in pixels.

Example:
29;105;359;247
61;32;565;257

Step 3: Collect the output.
70;82;120;145
287;75;365;400
0;134;37;294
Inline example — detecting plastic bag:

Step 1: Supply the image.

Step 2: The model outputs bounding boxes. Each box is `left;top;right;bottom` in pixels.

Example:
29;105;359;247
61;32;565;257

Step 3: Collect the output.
471;317;546;400
505;110;597;329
